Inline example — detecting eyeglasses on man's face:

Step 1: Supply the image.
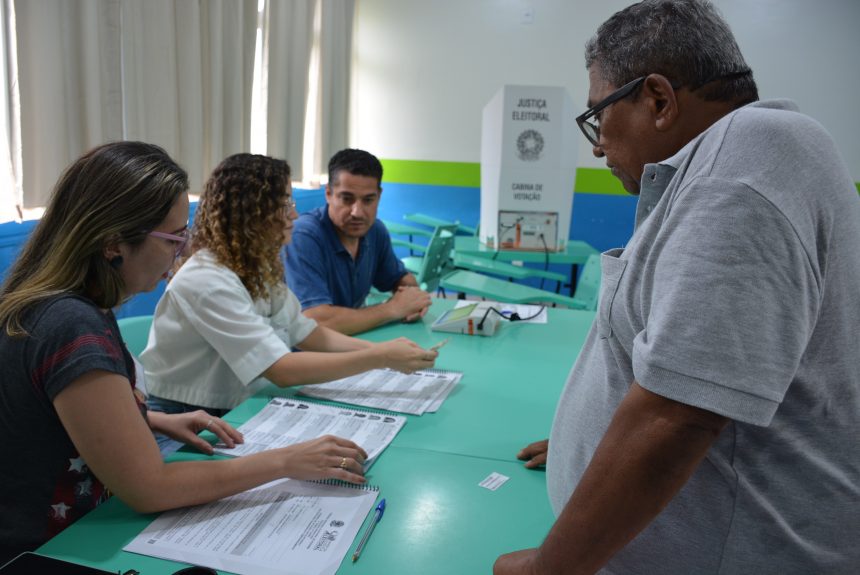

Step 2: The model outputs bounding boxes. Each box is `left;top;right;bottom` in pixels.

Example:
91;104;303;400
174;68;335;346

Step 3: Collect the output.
575;76;646;147
148;228;189;258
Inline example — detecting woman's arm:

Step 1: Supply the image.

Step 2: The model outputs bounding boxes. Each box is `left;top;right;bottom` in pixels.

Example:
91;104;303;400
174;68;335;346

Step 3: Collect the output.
54;370;368;514
264;334;437;387
296;325;374;353
146;410;244;455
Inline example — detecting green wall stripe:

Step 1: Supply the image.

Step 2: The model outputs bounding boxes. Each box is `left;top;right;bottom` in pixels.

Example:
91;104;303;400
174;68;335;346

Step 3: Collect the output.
381;159;480;188
573;167;628;195
382;159;860;197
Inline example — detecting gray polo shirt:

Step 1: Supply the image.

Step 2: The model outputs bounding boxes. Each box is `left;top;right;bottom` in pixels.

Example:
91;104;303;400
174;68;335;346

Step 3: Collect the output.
547;100;860;573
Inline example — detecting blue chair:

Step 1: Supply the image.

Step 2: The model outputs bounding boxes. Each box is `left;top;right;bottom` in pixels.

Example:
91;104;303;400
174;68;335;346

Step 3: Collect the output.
0;219;38;282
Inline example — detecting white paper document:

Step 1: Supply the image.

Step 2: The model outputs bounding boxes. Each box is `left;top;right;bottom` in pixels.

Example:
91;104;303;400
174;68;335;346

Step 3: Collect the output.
454;300;548;324
298;368;462;415
124;479;378;575
213;398;406;469
479;472;511;491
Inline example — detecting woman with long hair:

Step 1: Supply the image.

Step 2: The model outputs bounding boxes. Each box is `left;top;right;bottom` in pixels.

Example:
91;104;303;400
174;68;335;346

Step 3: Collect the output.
0;143;369;563
141;153;437;421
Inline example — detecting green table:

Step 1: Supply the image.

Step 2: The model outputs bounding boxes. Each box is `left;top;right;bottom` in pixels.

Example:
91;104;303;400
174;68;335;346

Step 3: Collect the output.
454;236;598;296
404;213;477;236
453;252;567;286
38;300;597;575
38;449;555;575
228;301;595;461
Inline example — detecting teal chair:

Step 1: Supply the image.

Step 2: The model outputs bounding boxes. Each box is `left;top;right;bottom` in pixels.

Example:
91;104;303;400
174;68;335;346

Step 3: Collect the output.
369;225;459;301
382;219;433;257
403;213;477;236
381;219;432;239
412;227;458;293
398;225;596;309
440;253;601;310
452;252;567;291
117;315;153;356
399;223;567;291
400;223;459;277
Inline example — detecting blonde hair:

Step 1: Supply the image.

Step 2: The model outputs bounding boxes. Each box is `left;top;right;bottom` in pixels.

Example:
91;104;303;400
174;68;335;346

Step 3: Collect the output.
0;141;188;336
189;154;290;300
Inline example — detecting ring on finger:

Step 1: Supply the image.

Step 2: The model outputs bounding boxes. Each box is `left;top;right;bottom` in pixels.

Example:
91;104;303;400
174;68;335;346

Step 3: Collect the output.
205;419;213;430
339;457;348;469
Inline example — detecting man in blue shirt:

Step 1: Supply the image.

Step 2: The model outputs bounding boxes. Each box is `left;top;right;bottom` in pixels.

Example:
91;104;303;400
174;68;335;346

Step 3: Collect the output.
285;148;431;335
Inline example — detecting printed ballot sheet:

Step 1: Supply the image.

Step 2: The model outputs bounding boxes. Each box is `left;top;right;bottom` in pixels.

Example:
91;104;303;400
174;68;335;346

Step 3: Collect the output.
298;368;462;415
213;398;406;468
124;479;378;575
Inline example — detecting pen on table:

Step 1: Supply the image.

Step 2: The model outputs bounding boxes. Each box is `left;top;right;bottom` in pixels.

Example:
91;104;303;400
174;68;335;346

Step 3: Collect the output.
352;498;386;563
430;338;450;352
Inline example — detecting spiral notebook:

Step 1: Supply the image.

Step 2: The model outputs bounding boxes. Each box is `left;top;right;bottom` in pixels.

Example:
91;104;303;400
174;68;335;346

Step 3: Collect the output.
124;478;379;575
297;367;463;415
212;398;406;469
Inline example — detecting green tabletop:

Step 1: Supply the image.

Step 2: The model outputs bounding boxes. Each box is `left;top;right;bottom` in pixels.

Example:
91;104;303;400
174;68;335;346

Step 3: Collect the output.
453;252;567;283
404;213;477;235
381;219;433;237
226;300;596;462
454;236;598;265
342;447;554;575
38;299;595;575
38;449;553;575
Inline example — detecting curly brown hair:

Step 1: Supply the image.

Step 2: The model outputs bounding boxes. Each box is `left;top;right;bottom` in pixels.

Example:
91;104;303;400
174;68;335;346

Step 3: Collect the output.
189;154;291;301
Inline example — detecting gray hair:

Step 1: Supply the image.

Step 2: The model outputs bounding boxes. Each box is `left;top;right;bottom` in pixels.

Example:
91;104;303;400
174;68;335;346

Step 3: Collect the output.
585;0;758;105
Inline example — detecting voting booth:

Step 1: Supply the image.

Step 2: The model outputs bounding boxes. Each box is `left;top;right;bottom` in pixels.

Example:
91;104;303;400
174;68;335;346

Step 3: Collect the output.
480;85;577;251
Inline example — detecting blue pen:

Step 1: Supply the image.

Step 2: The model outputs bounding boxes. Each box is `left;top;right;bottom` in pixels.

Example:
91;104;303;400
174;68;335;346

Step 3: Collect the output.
352;498;386;562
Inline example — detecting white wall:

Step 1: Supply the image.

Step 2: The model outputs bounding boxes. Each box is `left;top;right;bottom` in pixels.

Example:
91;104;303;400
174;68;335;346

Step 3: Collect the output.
351;0;860;181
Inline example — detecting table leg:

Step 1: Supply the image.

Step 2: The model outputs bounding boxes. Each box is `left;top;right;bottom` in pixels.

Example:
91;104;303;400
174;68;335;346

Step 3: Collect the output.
568;264;579;297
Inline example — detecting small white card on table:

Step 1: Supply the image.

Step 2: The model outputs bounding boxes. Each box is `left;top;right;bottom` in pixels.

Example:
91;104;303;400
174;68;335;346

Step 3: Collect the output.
479;472;511;491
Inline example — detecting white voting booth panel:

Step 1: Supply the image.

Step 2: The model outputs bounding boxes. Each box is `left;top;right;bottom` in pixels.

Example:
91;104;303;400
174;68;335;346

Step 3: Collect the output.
480;85;577;251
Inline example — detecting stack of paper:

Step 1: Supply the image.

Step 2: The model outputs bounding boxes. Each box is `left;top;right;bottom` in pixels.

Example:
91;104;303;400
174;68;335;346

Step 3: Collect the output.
125;478;378;575
213;398;405;469
298;368;462;415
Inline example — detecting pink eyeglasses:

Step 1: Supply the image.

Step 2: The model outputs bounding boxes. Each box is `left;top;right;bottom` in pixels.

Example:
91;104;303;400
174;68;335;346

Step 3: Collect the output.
148;229;190;258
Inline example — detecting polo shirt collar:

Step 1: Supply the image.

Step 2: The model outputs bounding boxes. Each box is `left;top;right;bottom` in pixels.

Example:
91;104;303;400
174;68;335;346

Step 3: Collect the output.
635;121;707;230
636;161;679;230
635;100;798;231
319;206;368;258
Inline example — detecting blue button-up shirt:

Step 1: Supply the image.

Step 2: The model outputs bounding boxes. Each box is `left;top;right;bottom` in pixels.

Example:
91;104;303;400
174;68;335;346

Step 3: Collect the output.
284;206;407;309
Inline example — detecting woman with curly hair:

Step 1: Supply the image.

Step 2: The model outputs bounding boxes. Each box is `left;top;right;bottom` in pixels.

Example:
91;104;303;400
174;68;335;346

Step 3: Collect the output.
0;143;371;563
140;153;437;427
